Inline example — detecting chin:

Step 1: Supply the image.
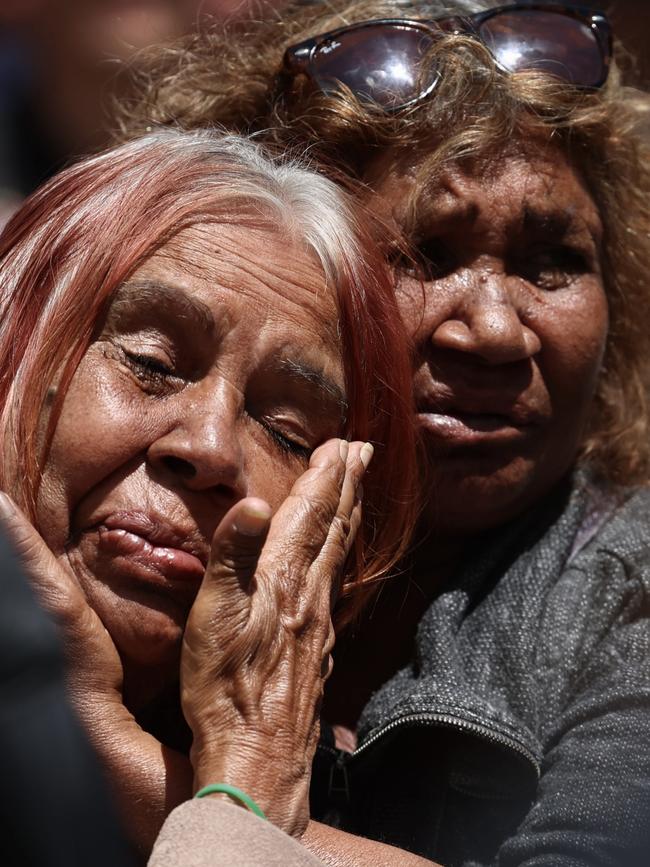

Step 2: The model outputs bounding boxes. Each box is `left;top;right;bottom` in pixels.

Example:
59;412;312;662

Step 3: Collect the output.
108;601;185;715
423;452;555;536
90;584;186;671
70;541;197;670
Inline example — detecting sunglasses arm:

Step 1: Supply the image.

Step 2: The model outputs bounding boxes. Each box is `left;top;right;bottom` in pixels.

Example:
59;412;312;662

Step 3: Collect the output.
283;42;315;74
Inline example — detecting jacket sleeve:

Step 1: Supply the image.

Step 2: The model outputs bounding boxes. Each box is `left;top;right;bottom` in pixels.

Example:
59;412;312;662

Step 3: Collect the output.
148;799;326;867
496;535;650;866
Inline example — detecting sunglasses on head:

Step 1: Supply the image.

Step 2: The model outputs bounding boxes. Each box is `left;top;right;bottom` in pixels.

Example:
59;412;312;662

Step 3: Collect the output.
283;3;612;112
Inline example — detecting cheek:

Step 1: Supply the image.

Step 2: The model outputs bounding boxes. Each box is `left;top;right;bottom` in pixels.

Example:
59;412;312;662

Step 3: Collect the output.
244;446;303;511
539;287;608;413
37;360;155;552
395;278;429;341
397;276;467;346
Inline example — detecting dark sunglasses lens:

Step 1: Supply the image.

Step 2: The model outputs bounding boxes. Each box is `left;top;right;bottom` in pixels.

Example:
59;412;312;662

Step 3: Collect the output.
312;24;439;108
479;10;605;87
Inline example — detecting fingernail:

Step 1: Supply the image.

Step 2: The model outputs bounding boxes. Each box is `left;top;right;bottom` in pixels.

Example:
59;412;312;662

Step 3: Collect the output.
339;439;349;462
360;442;374;469
0;492;15;519
233;501;272;536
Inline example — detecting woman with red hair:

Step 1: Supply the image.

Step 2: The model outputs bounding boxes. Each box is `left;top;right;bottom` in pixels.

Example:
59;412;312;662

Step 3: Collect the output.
0;128;417;861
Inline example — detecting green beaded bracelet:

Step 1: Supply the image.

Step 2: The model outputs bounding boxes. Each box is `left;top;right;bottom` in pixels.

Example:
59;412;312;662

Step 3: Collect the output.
194;783;267;820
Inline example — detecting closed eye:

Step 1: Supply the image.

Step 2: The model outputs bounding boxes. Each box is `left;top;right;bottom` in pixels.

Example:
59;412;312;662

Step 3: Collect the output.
257;416;313;462
125;352;172;377
121;349;180;394
514;246;591;290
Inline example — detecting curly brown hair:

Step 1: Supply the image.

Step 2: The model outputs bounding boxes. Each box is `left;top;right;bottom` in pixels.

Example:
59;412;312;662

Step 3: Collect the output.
116;0;650;486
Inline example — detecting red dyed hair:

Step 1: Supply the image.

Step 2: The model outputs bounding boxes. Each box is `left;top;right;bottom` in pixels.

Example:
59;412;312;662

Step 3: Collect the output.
0;129;417;621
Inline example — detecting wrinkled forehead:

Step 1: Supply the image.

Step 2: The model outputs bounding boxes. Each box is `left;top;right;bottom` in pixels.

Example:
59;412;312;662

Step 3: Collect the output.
363;136;603;241
150;222;342;344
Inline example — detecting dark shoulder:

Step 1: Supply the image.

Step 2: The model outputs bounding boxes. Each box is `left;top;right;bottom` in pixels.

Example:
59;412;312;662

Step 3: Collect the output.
530;484;650;738
572;483;650;579
541;483;650;664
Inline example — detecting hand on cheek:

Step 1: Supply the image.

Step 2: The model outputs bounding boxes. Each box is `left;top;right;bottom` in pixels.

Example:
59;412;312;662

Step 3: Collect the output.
181;437;370;836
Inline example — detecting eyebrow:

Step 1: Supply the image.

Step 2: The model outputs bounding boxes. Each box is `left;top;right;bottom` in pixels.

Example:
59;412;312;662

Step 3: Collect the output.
521;206;601;246
278;357;348;416
111;279;217;337
522;207;572;237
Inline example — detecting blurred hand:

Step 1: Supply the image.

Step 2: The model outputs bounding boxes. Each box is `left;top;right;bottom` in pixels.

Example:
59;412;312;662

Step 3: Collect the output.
0;492;123;707
181;438;371;836
0;491;193;856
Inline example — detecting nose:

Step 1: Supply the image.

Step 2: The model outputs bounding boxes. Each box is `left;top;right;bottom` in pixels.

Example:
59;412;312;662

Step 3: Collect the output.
430;272;541;365
147;390;245;498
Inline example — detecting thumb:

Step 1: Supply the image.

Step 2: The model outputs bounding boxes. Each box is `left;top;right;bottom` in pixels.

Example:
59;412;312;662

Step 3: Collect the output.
0;493;123;700
183;498;273;676
188;498;272;628
0;491;83;621
206;497;272;593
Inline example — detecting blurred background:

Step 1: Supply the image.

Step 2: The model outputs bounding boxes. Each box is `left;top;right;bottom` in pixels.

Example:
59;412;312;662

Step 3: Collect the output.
0;0;647;228
595;0;650;84
0;0;291;226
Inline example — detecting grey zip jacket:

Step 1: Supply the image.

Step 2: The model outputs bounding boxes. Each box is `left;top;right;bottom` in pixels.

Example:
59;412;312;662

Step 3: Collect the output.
312;471;650;865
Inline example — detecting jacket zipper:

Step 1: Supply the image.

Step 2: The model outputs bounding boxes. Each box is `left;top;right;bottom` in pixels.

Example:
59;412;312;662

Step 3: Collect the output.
323;711;541;801
354;712;541;774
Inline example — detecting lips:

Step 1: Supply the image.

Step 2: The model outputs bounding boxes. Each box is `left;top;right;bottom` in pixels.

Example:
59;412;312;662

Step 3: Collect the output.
95;510;208;583
415;390;544;446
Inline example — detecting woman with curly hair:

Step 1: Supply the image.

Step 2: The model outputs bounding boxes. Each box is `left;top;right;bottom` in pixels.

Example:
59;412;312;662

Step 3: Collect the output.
108;1;650;864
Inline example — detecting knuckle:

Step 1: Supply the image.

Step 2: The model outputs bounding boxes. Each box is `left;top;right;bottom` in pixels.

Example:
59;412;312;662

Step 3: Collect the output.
323;621;336;657
280;608;310;635
279;495;335;559
346;453;366;483
11;530;45;570
48;590;84;633
307;459;345;485
217;548;260;575
330;512;351;542
281;587;332;634
299;491;336;527
322;653;334;682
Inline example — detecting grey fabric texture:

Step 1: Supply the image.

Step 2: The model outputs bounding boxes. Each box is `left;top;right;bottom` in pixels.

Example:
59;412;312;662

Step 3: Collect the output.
148;799;325;867
312;471;650;865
